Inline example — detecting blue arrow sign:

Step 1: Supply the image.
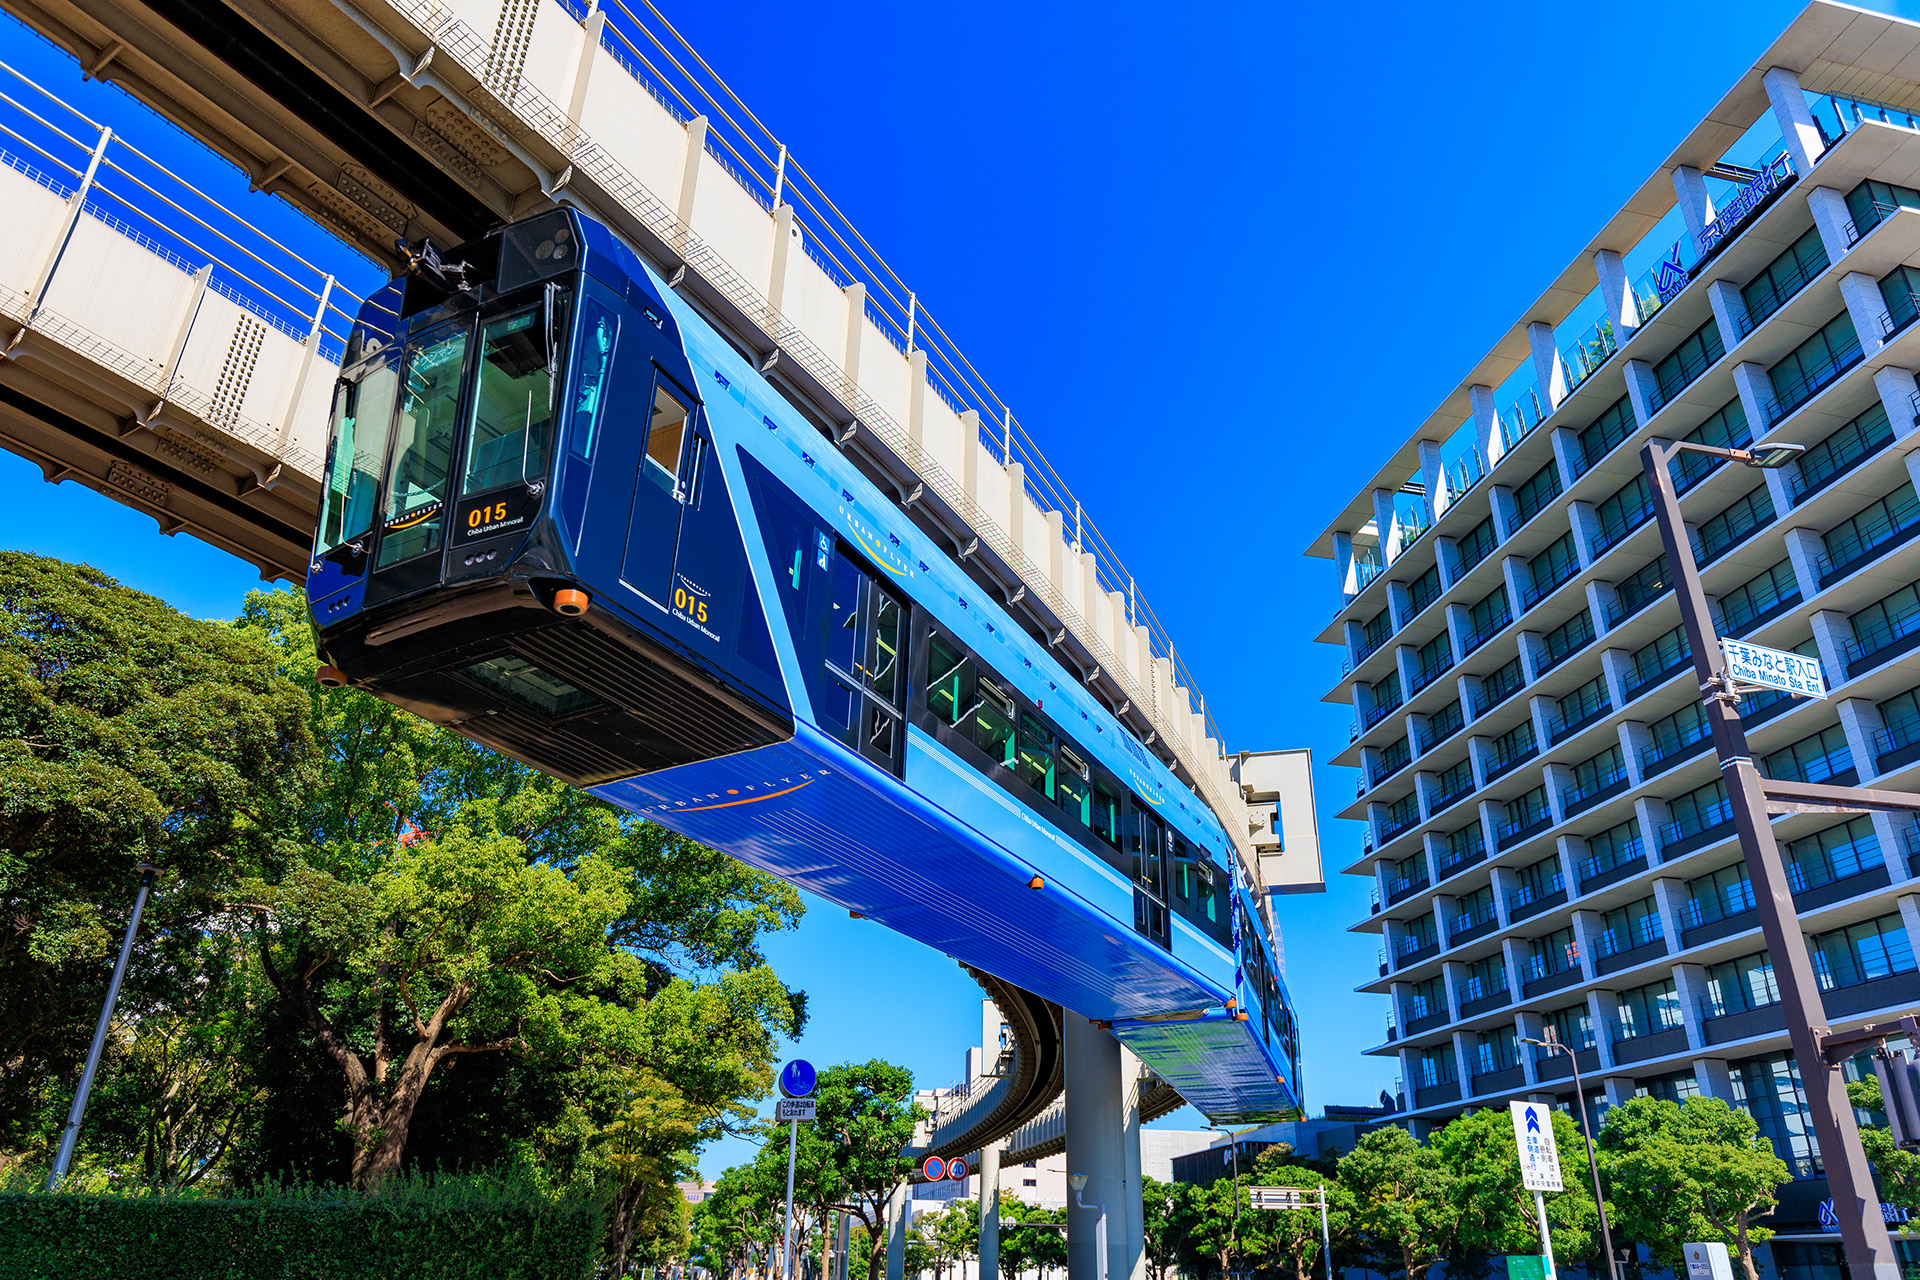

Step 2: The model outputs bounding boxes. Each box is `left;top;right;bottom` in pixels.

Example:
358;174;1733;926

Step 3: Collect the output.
779;1059;816;1099
1526;1107;1541;1134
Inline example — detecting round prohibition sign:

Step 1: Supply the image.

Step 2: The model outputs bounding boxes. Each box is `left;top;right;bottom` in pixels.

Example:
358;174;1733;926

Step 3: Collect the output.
946;1157;968;1180
921;1156;946;1181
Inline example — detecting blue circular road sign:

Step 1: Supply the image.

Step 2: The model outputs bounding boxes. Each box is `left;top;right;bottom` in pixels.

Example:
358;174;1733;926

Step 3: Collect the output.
779;1059;816;1098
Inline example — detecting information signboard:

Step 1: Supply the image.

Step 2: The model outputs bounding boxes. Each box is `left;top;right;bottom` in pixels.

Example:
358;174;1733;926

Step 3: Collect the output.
1721;639;1827;699
1509;1102;1564;1193
775;1098;816;1121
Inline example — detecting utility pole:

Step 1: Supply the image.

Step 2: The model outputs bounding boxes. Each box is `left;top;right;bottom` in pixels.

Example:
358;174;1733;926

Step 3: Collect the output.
1644;436;1913;1280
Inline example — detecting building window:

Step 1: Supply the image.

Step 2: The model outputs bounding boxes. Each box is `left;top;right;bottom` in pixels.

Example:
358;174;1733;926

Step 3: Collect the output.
1022;1179;1037;1187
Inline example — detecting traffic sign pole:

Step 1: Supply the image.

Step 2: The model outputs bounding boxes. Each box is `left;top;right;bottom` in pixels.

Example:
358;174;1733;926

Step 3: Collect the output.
1535;1190;1554;1280
783;1114;799;1280
1318;1185;1331;1280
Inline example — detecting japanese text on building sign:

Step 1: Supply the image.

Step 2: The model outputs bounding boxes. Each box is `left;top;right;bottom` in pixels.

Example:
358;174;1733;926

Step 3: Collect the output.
1697;156;1795;256
1720;639;1827;699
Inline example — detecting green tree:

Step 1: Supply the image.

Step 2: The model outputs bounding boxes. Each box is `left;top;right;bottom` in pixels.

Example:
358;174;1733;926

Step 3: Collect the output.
1141;1175;1185;1280
1338;1125;1457;1280
1243;1162;1350;1280
1000;1199;1065;1280
794;1060;921;1280
1849;1076;1920;1219
1597;1095;1787;1280
0;554;313;1151
1429;1107;1597;1264
229;587;804;1192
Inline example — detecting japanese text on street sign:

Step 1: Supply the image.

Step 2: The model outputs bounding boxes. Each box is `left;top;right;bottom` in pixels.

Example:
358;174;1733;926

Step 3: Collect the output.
1249;1186;1322;1210
1720;639;1827;699
1509;1102;1564;1192
775;1098;816;1121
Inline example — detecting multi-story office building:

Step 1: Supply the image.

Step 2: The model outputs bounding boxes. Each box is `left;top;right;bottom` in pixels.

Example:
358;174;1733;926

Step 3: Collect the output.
1312;0;1920;1251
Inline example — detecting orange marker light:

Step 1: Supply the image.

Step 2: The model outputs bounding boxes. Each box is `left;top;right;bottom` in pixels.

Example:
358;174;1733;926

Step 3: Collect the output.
1028;876;1045;890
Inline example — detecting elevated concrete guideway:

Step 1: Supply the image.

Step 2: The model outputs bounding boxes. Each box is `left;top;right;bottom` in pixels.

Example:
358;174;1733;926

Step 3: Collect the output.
0;55;360;579
0;0;1320;899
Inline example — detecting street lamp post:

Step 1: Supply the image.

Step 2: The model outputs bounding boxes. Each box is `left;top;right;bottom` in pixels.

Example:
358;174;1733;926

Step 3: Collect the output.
1519;1026;1619;1280
1641;435;1900;1280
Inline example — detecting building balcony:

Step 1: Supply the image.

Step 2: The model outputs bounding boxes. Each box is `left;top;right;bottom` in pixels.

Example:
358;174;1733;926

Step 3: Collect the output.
1385;873;1430;906
1846;611;1920;678
1413;1079;1462;1109
1469;1065;1528;1096
1595;934;1668;976
1549;696;1613;745
1447;903;1498;944
1579;840;1650;894
1563;766;1630;819
1765;332;1865;425
1610;1024;1689;1065
1641;722;1715;777
1534;1046;1601;1080
1458;986;1513;1018
1875;721;1920;776
1817;504;1920;587
1662;800;1737;860
1623;652;1693;704
1521;963;1584;1000
1508;875;1567;922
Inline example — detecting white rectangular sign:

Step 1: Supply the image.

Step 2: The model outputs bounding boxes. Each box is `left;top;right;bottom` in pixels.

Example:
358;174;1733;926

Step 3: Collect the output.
1721;639;1827;699
775;1098;816;1122
1248;1187;1320;1210
1509;1101;1564;1192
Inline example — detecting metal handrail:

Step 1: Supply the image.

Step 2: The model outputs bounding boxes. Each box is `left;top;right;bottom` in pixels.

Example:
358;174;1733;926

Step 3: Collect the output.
393;0;1241;771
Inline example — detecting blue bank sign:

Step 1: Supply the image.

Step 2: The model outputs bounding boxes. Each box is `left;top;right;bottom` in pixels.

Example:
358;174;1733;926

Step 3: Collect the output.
1697;155;1796;256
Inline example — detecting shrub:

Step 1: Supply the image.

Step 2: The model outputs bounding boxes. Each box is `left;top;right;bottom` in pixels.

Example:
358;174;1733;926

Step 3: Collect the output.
0;1172;603;1280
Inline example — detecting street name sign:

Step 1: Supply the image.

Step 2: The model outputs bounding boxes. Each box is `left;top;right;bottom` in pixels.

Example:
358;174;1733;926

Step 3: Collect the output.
775;1098;816;1121
1720;639;1827;699
1509;1102;1564;1192
1248;1186;1321;1210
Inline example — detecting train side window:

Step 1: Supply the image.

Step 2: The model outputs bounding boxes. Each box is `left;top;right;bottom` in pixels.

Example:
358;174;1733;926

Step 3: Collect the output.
868;593;902;706
378;322;469;568
1090;787;1122;850
926;632;972;725
1016;712;1055;799
1057;747;1091;827
568;298;618;461
317;354;397;555
974;680;1016;767
643;384;691;497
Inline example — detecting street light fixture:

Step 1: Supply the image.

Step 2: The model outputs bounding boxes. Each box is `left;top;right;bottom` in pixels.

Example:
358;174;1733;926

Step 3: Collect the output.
1518;1026;1620;1280
1643;435;1912;1280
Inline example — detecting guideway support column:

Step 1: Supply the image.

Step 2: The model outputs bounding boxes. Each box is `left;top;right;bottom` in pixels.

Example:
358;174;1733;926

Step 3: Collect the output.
979;1139;1002;1280
1066;1014;1138;1280
886;1179;908;1280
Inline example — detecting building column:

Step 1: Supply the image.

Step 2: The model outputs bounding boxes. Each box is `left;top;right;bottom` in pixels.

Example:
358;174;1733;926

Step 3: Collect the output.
1692;1057;1736;1103
1706;280;1750;347
1529;320;1569;413
1839;272;1891;360
1836;697;1888;782
1374;489;1403;567
1122;1051;1145;1280
1731;362;1776;435
1764;66;1827;175
1595;248;1641;337
1673;964;1713;1051
1471;384;1505;473
1421;438;1450;525
978;1141;1001;1280
1065;1014;1123;1280
1807;185;1861;263
1874;365;1920;442
887;1179;909;1280
1672;166;1715;249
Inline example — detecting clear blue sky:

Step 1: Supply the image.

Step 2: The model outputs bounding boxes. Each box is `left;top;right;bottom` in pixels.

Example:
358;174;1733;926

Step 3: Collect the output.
4;0;1912;1177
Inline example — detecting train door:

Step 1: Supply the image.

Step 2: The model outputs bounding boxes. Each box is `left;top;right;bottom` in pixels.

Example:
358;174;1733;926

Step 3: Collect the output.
620;374;699;607
819;545;906;776
1130;812;1172;948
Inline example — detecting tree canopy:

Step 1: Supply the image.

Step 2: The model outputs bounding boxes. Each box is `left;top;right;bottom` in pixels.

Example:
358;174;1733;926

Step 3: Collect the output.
0;561;808;1277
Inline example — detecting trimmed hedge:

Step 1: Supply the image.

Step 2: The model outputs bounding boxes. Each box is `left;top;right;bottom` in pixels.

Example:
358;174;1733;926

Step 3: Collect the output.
0;1175;603;1280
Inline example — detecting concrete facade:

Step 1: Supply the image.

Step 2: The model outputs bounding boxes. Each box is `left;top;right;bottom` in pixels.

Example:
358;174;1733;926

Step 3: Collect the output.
1312;1;1920;1257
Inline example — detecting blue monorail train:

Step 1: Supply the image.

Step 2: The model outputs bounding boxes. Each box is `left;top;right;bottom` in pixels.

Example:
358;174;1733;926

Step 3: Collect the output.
304;208;1300;1120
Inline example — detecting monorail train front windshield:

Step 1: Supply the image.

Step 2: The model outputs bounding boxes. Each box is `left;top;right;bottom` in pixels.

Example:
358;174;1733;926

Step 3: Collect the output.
313;214;579;577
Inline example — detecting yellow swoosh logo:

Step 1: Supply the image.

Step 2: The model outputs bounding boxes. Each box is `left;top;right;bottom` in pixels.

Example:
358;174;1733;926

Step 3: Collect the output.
676;778;815;811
